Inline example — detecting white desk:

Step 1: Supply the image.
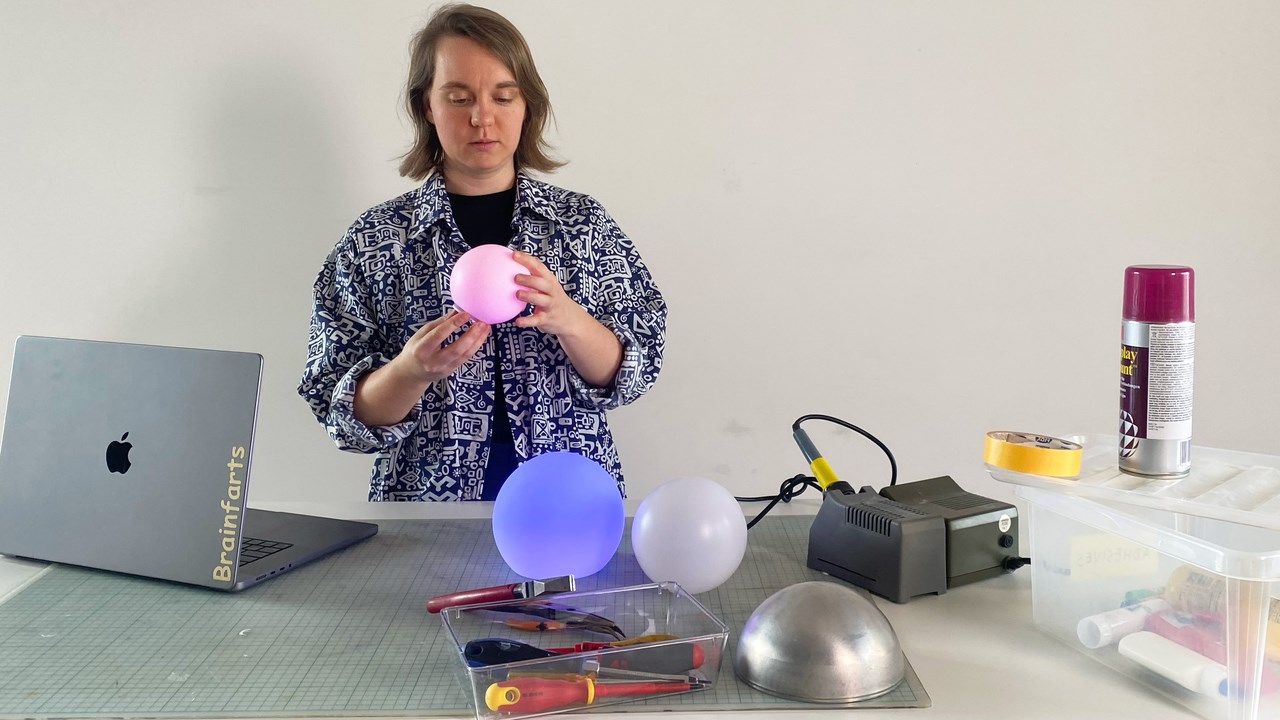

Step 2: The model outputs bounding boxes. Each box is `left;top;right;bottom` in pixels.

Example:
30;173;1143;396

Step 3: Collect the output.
0;499;1194;720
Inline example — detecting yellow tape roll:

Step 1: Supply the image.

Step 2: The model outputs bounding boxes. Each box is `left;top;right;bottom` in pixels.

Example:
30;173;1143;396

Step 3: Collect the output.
983;431;1083;478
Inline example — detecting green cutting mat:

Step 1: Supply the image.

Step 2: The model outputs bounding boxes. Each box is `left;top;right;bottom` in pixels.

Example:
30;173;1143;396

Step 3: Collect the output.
0;515;929;717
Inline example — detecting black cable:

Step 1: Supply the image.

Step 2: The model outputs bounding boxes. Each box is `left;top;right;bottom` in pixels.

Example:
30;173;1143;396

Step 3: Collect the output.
1003;556;1032;571
736;474;821;529
792;413;898;487
734;414;898;529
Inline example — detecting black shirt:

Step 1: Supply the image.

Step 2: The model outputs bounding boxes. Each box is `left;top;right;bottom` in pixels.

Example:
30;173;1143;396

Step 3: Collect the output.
448;188;517;499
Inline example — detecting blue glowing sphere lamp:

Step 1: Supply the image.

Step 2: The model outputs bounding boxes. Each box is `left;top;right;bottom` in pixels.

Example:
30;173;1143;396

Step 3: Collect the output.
491;450;624;579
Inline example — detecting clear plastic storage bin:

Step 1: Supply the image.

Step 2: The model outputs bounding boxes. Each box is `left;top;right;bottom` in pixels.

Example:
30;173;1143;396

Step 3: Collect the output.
440;582;728;720
991;435;1280;720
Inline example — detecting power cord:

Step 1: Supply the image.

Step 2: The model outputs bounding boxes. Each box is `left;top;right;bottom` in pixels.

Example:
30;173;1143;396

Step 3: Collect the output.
1003;556;1032;571
793;413;899;487
735;414;898;529
735;474;821;530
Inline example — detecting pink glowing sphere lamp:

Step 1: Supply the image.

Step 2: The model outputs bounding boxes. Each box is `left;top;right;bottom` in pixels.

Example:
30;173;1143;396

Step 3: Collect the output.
449;245;528;324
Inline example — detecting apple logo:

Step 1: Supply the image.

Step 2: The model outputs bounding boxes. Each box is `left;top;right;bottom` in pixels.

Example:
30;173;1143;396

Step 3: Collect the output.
105;432;133;474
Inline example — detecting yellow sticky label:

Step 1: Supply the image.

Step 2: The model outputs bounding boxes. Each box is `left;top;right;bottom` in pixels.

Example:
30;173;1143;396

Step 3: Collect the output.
1070;534;1159;579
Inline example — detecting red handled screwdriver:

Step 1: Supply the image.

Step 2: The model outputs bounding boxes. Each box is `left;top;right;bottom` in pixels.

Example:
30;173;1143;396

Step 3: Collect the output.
484;677;704;714
549;641;705;673
464;638;704;675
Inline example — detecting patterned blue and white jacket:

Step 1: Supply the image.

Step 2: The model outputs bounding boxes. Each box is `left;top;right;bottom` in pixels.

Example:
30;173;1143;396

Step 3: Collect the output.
299;170;667;501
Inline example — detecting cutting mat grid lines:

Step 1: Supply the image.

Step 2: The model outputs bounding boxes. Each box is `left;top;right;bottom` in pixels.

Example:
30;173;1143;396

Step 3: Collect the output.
0;516;928;717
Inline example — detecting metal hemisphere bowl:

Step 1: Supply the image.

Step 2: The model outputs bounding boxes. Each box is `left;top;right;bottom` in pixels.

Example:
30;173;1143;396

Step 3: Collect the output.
733;580;905;703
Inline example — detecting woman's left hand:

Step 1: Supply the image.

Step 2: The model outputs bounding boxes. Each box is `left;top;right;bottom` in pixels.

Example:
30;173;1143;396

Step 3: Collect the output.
511;250;591;337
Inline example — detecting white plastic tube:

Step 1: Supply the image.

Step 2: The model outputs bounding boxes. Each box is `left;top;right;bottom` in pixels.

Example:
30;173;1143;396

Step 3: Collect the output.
1118;631;1228;697
1077;598;1171;649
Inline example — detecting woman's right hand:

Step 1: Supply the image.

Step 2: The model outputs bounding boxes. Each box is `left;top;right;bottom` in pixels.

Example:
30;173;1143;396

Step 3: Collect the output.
354;310;489;427
395;310;490;384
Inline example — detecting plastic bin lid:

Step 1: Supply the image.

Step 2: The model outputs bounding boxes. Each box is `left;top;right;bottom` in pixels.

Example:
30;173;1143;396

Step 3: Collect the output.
990;435;1280;579
988;434;1280;532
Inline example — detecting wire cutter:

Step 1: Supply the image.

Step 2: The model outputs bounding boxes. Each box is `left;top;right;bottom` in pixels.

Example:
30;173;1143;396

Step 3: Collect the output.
479;601;625;639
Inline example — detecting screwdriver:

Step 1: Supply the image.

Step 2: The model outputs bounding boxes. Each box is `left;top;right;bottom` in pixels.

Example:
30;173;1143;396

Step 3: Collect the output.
465;636;673;666
464;638;704;674
509;662;702;684
484;676;706;713
548;633;677;652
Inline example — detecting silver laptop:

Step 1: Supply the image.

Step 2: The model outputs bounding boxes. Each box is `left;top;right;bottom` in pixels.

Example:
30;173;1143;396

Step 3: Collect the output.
0;336;377;591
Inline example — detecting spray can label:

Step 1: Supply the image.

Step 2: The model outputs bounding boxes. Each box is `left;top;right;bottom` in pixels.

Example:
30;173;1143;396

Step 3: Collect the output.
1119;342;1149;441
1120;320;1194;475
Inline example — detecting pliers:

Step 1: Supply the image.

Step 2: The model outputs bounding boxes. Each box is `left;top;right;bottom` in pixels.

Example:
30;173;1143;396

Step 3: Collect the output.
478;600;626;640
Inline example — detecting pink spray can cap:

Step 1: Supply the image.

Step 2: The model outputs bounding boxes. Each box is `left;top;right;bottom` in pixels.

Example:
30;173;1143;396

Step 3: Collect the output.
1123;265;1195;323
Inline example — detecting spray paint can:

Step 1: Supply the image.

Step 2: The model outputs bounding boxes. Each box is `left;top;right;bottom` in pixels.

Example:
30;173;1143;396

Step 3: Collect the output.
1119;265;1195;477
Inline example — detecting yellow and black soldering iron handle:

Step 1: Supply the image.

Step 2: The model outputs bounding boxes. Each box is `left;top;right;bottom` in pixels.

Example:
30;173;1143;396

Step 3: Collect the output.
737;415;899;529
792;424;844;491
791;414;898;491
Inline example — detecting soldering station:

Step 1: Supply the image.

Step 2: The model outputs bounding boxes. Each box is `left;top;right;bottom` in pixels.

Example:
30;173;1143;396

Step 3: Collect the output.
739;414;1028;604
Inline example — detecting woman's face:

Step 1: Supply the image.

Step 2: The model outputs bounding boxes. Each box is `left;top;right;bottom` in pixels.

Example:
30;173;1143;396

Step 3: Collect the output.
427;35;526;193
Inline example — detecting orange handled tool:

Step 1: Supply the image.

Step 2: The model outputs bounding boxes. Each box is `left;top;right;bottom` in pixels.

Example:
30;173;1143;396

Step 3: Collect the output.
484;677;702;714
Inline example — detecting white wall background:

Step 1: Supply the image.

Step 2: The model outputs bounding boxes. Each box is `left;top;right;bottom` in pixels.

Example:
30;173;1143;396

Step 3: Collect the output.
2;1;1277;508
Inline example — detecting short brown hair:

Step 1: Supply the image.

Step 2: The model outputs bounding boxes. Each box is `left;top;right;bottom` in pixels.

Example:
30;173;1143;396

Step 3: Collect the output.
398;3;563;180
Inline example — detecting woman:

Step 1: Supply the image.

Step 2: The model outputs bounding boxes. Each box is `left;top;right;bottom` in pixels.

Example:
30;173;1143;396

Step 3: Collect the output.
299;3;667;501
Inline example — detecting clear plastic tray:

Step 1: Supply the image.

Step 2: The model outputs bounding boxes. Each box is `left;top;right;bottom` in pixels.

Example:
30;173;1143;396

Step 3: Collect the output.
440;581;728;720
988;434;1280;531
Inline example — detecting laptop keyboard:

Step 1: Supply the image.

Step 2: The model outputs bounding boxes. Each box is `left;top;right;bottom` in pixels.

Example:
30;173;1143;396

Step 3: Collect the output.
238;537;294;566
